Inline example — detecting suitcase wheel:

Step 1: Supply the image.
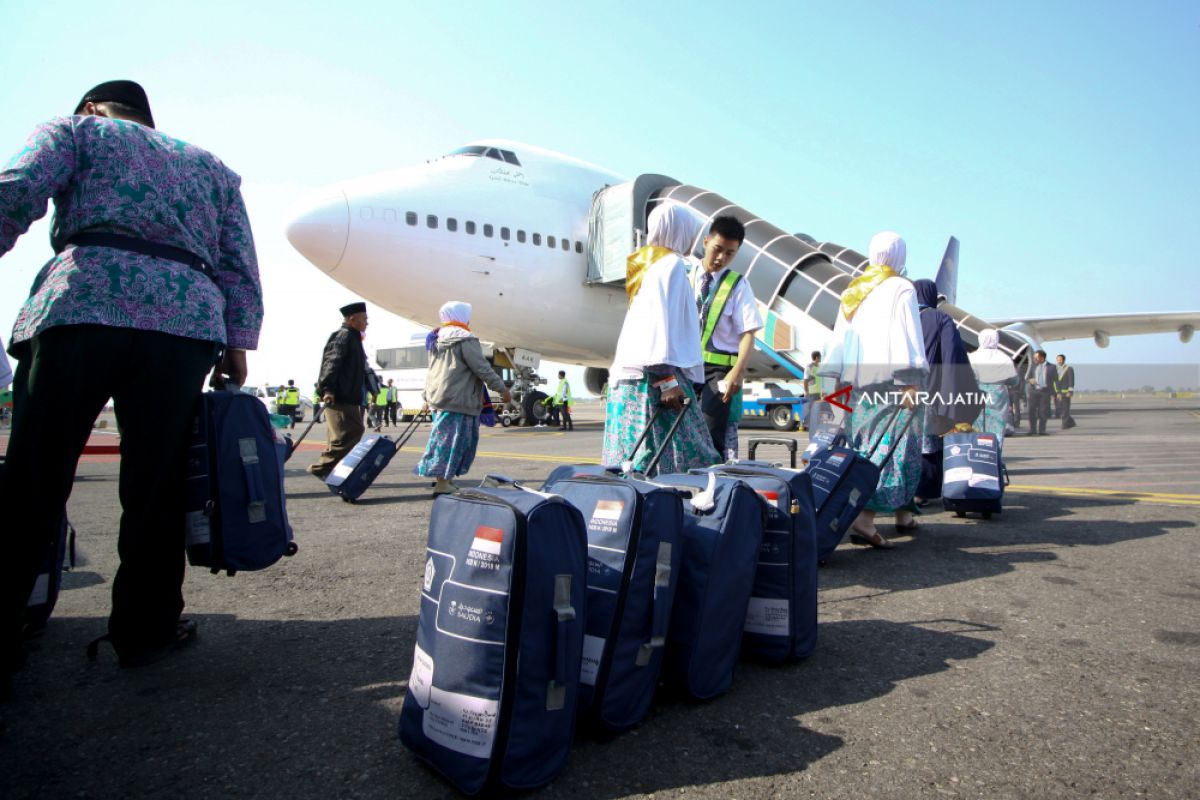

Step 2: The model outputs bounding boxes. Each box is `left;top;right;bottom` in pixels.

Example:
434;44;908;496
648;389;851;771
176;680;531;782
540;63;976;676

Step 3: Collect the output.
982;512;992;520
954;511;965;518
342;497;355;504
285;542;299;556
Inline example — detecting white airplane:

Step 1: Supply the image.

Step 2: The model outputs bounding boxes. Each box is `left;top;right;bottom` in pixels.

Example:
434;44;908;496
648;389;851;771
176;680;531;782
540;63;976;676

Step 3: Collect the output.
285;140;1198;402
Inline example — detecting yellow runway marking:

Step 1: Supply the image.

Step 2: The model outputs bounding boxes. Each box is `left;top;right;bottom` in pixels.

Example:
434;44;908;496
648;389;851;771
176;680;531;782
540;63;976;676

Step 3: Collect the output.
395;445;1200;507
1007;484;1200;507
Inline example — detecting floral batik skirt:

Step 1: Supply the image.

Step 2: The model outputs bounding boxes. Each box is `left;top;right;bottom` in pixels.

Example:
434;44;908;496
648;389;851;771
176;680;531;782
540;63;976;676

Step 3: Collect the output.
414;410;480;479
845;384;926;513
601;369;719;475
976;380;1016;445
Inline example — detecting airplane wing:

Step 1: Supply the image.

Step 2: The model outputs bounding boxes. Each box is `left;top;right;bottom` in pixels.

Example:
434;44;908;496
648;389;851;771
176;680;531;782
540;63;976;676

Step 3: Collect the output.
988;311;1199;347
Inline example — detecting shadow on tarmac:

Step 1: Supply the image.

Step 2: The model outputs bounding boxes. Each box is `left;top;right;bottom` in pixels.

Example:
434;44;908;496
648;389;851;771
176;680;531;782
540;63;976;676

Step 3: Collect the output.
4;616;994;797
817;493;1193;599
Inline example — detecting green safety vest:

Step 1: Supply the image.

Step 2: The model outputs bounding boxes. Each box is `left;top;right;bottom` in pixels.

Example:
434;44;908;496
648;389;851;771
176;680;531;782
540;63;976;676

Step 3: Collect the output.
555;379;571;405
700;270;742;367
375;388;390;407
285;388;300;405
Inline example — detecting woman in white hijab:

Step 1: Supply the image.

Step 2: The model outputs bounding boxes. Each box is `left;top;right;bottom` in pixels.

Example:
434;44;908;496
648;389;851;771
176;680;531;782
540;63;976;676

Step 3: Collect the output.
414;301;512;495
819;231;928;548
968;328;1019;442
601;203;719;474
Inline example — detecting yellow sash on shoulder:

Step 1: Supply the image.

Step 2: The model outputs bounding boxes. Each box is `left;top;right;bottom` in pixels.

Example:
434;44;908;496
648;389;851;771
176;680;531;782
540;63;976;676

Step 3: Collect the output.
625;245;674;305
839;263;899;321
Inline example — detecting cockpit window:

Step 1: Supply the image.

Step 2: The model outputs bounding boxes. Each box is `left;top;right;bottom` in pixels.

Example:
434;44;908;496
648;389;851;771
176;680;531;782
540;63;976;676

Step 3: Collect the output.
447;145;520;166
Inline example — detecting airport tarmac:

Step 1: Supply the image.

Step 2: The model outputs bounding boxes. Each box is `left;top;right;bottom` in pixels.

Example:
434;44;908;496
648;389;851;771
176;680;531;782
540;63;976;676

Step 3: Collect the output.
2;395;1198;799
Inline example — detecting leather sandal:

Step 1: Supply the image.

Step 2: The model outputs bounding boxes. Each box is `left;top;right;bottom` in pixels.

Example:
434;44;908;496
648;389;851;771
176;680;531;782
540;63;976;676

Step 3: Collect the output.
849;531;896;550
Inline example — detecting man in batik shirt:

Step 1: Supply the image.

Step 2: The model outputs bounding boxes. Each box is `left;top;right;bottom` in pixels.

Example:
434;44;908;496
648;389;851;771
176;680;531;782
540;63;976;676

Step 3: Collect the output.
0;80;263;680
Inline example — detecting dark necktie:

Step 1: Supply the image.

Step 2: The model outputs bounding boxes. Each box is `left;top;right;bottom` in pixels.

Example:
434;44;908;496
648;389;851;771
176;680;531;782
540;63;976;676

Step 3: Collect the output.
698;271;714;312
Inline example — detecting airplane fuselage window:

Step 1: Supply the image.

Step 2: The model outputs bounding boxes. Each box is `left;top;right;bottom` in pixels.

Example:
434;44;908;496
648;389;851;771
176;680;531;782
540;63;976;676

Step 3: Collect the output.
466;221;476;235
406;212;417;226
574;241;583;253
501;227;511;241
517;230;527;243
427;215;438;229
483;224;494;238
562;239;570;251
533;233;542;246
447;218;458;232
547;235;556;249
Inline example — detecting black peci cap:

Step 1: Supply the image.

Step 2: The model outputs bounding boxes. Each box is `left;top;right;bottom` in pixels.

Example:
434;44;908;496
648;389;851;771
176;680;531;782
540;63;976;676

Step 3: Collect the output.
340;302;367;317
74;80;155;127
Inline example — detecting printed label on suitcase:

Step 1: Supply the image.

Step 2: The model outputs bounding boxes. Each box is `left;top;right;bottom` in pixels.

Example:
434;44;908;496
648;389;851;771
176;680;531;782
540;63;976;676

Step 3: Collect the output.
185;510;211;546
436;582;507;645
580;634;606;686
744;597;789;636
409;643;435;708
423;685;500;759
467;526;504;571
330;460;354;479
409;640;501;757
588;500;624;532
756;490;779;508
944;466;972;485
968;473;1000;488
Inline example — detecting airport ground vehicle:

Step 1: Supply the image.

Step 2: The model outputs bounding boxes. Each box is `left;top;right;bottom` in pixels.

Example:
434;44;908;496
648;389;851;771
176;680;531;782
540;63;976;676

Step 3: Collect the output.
739;381;806;432
373;336;543;427
242;385;314;422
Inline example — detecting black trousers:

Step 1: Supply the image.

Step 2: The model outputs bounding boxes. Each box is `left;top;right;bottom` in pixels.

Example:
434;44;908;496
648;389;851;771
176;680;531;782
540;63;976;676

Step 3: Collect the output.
1060;394;1075;428
1028;388;1052;435
559;402;573;431
1;325;215;666
700;365;732;457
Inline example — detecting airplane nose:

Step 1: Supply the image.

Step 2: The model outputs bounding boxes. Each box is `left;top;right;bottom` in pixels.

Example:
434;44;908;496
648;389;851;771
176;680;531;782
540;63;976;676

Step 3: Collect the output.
285;188;350;272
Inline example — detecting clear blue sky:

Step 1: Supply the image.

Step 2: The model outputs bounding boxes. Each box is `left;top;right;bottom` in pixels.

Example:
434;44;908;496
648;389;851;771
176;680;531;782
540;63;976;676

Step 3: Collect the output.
2;0;1197;392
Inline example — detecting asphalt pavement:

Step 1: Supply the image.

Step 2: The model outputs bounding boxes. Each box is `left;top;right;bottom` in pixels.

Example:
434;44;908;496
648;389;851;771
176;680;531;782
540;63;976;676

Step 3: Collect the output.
1;396;1197;799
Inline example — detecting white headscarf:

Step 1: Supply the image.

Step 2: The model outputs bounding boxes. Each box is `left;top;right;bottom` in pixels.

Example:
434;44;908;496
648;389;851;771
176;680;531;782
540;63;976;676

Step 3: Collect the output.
610;206;705;383
868;231;907;275
969;328;1018;384
436;300;474;343
646;202;702;256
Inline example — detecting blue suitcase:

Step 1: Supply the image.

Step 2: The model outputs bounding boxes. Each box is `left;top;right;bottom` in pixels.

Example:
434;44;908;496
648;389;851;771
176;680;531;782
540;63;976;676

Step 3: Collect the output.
801;421;846;464
184;391;297;575
806;447;881;563
541;470;683;731
24;515;75;636
942;432;1008;518
805;407;915;562
651;472;765;700
399;484;588;795
697;463;818;662
326;433;397;502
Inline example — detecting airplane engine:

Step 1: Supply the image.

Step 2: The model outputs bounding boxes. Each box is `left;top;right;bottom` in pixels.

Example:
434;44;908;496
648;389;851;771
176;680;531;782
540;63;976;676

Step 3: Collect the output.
1094;330;1111;348
584;367;608;397
1180;325;1195;344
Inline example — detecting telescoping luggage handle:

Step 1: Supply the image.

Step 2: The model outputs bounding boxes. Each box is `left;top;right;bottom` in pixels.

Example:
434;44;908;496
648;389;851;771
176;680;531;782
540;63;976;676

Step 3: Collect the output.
284;405;324;462
747;438;798;468
623;397;694;478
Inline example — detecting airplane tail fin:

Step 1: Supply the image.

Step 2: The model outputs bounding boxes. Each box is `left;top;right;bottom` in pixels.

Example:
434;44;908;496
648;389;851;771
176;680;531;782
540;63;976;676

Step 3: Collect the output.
934;236;959;305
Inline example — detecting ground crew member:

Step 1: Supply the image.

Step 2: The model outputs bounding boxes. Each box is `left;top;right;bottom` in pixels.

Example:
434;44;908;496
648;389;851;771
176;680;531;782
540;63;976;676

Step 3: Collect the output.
0;80;263;679
693;216;763;459
554;370;573;431
277;379;300;429
309;302;369;478
373;381;390;429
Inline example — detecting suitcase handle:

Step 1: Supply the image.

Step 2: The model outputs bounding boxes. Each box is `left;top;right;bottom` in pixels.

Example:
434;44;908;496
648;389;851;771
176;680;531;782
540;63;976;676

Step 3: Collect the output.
637;541;674;667
548;574;575;711
623;396;693;477
747;438;798;468
237;438;268;524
